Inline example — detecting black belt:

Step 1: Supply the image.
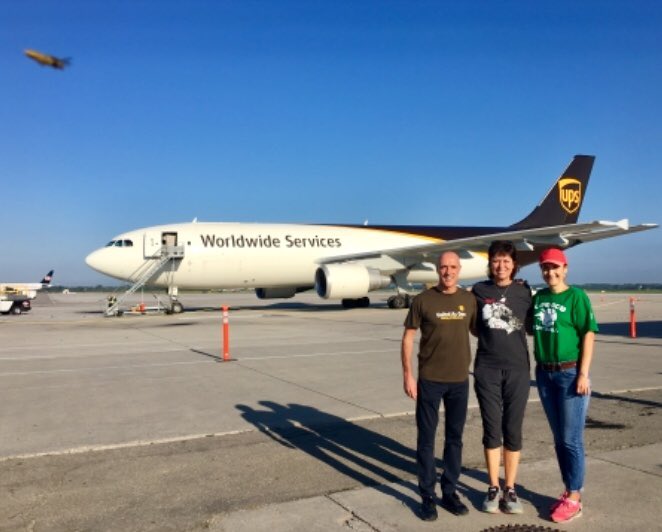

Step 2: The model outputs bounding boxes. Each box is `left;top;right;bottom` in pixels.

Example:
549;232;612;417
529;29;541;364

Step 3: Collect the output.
538;361;577;371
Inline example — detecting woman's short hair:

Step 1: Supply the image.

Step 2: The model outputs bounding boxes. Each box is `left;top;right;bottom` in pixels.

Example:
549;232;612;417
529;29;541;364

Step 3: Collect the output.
487;240;519;280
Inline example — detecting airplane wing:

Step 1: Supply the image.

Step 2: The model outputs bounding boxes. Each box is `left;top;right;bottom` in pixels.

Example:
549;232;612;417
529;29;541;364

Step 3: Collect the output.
318;220;658;266
426;219;658;253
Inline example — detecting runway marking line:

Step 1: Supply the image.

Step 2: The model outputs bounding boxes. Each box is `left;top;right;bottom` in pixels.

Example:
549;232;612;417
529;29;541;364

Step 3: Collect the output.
0;339;166;354
0;348;393;376
2;385;658;462
0;360;210;377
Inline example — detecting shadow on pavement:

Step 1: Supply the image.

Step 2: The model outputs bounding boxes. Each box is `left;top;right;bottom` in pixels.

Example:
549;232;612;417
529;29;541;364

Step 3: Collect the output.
597;321;662;339
237;401;421;513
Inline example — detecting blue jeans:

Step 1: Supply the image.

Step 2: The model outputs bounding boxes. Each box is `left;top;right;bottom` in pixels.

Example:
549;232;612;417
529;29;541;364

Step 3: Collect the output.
416;378;469;499
535;365;590;492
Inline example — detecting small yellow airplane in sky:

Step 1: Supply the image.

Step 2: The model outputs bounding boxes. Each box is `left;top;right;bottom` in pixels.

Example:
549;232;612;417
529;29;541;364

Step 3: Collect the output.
24;49;70;69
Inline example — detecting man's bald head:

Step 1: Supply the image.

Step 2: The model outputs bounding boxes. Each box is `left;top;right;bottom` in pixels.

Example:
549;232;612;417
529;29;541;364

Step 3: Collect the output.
438;251;461;293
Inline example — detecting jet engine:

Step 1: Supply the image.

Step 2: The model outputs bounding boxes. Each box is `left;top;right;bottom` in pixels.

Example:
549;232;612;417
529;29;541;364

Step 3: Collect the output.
315;264;391;299
255;287;297;299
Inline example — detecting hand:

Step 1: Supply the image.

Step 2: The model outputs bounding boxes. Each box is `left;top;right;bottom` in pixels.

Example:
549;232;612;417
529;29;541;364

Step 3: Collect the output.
403;375;417;400
576;373;591;395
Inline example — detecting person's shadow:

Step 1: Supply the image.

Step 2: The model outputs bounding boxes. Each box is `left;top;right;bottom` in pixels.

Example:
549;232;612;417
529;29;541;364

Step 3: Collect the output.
597;321;662;341
237;401;557;520
237;401;423;514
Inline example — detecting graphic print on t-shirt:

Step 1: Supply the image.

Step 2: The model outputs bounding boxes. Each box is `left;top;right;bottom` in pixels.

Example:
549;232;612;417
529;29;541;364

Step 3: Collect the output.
534;305;558;332
436;304;468;321
482;299;523;334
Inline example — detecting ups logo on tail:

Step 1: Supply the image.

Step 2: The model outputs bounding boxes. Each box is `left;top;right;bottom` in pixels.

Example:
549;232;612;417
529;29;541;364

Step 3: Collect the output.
558;178;582;214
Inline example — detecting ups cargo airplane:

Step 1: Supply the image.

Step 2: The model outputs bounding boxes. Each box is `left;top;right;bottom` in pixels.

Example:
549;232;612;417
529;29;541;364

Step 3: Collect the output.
24;49;70;69
86;156;656;313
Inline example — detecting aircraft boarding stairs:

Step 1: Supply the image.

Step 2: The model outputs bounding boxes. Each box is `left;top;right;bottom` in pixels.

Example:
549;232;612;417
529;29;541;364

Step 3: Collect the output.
105;245;184;316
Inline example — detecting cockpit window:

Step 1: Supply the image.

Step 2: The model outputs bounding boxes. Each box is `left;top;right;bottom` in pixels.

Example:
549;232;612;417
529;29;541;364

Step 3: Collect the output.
105;239;134;247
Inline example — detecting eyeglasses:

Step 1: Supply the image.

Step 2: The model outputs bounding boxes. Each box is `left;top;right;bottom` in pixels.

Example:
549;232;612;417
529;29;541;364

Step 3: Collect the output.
540;263;563;271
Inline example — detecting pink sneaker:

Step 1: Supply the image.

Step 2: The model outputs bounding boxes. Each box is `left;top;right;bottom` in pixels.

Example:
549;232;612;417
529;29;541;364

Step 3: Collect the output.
549;491;569;512
551;497;582;523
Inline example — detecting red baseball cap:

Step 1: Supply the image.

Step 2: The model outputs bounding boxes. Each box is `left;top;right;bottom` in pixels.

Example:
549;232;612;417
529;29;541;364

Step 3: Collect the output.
539;247;568;266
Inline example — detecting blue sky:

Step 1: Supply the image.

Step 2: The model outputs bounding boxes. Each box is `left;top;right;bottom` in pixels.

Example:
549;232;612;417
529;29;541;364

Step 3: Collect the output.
2;1;660;286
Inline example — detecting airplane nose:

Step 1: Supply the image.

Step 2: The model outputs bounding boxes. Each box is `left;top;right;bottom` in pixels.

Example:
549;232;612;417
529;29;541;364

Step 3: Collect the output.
85;249;105;273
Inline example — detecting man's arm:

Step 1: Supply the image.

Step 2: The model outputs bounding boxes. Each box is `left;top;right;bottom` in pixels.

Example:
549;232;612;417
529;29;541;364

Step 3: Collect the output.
401;328;418;399
469;296;478;337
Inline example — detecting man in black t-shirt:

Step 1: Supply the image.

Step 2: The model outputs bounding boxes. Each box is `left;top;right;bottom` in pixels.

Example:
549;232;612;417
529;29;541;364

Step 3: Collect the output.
401;251;477;521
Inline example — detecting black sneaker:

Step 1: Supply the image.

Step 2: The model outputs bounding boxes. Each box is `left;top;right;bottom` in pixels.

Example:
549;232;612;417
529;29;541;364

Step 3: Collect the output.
500;486;523;514
483;485;500;513
441;492;469;516
420;496;438;521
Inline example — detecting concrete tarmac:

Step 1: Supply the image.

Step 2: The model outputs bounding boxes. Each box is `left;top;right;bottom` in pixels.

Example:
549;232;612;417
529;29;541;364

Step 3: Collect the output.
0;291;660;531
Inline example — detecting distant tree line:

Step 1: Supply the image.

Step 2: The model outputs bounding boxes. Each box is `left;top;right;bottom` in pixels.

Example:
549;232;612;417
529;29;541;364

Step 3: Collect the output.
577;283;662;292
45;283;662;293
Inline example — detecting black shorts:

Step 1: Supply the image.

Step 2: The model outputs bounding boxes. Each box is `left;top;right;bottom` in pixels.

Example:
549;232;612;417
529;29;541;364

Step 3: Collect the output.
473;365;531;451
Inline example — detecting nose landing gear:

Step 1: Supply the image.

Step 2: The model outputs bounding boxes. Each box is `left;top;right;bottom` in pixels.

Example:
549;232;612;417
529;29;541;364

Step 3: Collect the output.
169;300;184;314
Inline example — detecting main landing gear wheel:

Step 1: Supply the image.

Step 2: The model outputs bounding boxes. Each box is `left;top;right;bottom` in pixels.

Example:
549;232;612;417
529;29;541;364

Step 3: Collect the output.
387;294;411;309
341;297;370;309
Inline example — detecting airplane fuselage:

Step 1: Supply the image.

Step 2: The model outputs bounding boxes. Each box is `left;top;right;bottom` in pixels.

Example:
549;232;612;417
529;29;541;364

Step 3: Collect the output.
24;49;68;69
86;222;490;290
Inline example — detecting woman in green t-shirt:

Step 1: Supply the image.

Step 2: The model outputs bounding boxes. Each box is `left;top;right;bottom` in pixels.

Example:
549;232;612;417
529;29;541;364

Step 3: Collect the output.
533;247;597;524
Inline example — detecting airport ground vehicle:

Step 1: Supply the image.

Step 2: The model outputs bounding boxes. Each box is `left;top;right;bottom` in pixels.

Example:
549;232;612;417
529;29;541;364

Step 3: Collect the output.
0;295;32;315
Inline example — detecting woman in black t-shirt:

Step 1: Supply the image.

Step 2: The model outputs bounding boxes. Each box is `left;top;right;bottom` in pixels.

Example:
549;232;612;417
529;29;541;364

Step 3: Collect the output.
472;241;532;515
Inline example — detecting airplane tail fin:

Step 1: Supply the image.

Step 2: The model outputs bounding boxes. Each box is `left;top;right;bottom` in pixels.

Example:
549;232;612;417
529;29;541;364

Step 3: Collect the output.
41;270;54;286
510;155;595;229
53;58;71;70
